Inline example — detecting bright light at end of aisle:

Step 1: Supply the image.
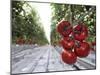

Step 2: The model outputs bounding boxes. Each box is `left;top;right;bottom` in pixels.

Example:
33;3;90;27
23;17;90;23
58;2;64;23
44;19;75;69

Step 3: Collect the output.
29;2;51;43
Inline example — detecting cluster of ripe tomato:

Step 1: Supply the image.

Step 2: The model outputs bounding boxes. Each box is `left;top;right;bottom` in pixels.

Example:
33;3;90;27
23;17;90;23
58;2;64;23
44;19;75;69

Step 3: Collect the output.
57;20;90;64
16;38;33;45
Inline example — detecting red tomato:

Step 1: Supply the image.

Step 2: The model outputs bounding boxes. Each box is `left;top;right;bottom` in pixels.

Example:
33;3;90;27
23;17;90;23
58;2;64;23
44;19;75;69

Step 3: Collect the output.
57;20;73;37
91;41;96;51
60;37;74;50
61;50;77;64
73;24;88;41
74;32;87;41
16;37;25;44
74;42;90;57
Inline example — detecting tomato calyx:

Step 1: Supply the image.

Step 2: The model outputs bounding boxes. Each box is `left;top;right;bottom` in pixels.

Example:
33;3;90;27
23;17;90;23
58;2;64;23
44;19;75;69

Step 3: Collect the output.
74;41;81;48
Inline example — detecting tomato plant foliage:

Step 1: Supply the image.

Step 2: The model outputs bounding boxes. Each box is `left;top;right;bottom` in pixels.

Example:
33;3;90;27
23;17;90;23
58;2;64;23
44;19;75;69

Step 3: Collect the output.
12;1;48;45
